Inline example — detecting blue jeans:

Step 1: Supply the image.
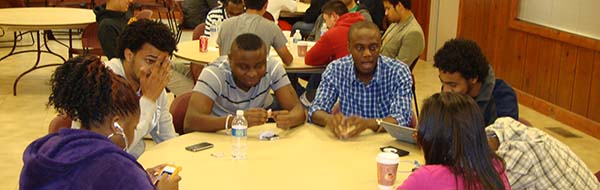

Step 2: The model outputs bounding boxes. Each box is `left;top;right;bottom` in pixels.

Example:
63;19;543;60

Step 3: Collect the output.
288;73;322;96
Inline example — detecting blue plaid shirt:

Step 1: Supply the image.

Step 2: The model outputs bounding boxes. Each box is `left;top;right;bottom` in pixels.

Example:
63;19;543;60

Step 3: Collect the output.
308;55;413;126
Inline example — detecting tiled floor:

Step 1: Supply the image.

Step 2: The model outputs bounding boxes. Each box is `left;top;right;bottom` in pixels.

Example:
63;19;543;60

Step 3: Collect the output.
0;29;598;190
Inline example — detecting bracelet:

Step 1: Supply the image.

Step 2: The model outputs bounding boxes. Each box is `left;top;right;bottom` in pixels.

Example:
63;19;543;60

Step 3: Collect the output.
225;114;233;134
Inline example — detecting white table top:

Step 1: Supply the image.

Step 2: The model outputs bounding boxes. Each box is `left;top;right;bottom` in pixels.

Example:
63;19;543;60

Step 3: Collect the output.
173;40;326;74
0;7;95;30
280;1;310;18
138;123;423;190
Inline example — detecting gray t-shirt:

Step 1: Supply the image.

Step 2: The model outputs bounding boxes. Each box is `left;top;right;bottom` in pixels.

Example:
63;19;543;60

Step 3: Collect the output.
193;56;291;116
217;13;288;55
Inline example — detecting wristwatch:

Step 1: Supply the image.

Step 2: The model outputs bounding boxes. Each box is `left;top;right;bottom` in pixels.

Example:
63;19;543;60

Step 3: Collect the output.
375;119;383;132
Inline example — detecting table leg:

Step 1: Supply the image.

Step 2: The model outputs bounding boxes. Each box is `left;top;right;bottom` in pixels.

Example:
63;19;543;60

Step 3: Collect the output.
0;32;19;62
11;31;65;96
68;29;73;59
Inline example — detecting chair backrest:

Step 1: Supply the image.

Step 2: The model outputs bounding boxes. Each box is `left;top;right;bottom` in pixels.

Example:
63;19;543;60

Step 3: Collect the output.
263;12;275;21
192;23;205;40
80;22;104;56
48;115;73;134
169;92;193;135
8;0;26;7
410;57;419;71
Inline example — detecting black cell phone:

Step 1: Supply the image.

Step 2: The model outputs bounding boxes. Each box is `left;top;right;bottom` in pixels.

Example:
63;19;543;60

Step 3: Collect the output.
380;146;410;157
185;142;214;152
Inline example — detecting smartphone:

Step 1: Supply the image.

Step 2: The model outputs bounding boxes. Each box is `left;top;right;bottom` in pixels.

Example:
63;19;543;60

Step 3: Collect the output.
380;146;410;157
185;142;214;152
154;164;182;185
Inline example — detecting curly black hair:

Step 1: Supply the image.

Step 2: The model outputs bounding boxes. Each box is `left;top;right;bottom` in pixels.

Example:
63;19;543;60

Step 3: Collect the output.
48;55;139;129
116;19;178;60
433;39;489;82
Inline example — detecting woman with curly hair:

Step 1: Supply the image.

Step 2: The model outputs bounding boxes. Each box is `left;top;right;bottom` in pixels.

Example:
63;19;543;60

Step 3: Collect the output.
19;55;180;190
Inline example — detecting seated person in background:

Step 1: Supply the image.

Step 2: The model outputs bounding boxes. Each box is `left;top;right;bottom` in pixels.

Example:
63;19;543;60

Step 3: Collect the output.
289;0;364;101
360;0;385;30
105;19;179;158
304;0;364;66
95;0;134;59
20;56;180;190
182;0;219;29
168;0;245;97
266;0;297;22
203;0;245;38
308;0;372;41
434;38;518;125
486;117;600;190
184;33;305;132
218;0;293;65
292;0;330;37
398;92;510;189
309;22;412;139
381;0;424;67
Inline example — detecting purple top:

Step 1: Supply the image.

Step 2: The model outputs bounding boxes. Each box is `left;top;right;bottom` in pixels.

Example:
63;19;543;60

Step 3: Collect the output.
19;129;155;190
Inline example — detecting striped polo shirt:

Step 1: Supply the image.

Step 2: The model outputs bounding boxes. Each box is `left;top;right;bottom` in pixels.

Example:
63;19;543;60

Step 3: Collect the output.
204;6;228;38
193;56;290;116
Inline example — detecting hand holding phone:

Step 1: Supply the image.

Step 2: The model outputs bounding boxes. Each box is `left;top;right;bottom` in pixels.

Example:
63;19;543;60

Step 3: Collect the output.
154;164;182;185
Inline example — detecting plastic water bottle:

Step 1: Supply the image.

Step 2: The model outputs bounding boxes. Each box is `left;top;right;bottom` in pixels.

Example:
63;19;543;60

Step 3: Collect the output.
231;110;247;160
292;29;302;44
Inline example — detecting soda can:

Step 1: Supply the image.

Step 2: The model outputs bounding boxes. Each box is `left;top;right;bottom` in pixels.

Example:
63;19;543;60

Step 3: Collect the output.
199;36;209;53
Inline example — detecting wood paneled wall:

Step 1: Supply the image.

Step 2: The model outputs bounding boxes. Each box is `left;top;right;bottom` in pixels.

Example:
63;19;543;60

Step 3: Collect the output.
458;0;600;138
411;0;431;59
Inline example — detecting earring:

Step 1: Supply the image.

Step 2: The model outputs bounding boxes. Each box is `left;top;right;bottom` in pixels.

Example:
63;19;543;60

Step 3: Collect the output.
107;122;129;151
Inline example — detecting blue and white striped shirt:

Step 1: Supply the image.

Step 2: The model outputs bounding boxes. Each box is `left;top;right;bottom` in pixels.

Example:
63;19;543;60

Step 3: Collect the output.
308;55;413;126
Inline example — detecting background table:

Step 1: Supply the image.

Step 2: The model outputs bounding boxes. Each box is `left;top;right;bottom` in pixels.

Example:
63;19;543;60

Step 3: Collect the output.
0;7;95;95
173;40;325;74
138;123;423;190
280;1;310;18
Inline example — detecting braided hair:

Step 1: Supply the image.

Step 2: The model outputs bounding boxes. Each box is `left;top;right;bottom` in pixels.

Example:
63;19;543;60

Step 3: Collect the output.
48;55;139;128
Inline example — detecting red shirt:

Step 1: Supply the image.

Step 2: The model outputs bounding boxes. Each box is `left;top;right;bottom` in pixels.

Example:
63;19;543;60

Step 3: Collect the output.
304;12;364;66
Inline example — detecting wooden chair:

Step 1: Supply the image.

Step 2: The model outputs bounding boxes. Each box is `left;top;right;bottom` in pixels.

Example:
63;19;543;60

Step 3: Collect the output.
169;91;193;135
263;12;275;21
410;58;419;117
69;22;104;57
48;115;73;134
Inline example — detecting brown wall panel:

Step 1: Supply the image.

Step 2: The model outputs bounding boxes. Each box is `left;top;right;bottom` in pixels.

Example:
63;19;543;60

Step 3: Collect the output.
458;0;600;137
571;49;594;116
555;44;578;109
588;53;600;121
535;38;559;101
522;35;543;94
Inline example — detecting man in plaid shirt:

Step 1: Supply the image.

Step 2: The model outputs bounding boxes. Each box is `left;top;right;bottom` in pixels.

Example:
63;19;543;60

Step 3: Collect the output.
486;117;600;189
309;21;413;139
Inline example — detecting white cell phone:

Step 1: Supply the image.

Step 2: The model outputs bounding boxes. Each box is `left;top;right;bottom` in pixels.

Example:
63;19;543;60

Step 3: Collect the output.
154;164;181;185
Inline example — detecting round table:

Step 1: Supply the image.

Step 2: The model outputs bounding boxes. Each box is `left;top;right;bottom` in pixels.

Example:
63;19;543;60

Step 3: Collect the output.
138;123;423;190
280;1;310;18
0;7;95;30
0;7;95;95
173;40;326;74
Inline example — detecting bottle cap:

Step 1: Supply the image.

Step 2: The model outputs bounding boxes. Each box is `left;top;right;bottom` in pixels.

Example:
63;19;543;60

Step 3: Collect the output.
236;110;244;116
